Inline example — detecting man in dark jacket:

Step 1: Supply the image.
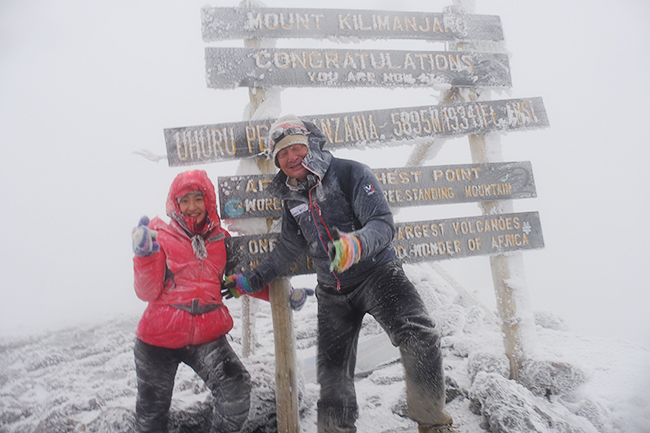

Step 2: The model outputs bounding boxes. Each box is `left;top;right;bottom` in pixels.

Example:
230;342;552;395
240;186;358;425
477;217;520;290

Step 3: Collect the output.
223;115;456;433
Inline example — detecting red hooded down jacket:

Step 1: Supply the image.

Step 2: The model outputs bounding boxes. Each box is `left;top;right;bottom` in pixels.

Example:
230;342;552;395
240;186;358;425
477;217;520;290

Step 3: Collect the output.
133;170;268;348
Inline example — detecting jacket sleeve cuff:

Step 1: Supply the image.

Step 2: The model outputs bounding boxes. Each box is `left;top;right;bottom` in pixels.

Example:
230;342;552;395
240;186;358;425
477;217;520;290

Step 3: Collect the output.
243;270;266;294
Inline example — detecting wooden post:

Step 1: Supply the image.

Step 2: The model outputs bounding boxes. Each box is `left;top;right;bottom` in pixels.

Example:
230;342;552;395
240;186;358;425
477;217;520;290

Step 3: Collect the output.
405;0;537;380
244;31;300;432
467;128;536;381
269;277;300;433
453;2;534;382
241;296;254;358
409;104;535;381
455;0;536;379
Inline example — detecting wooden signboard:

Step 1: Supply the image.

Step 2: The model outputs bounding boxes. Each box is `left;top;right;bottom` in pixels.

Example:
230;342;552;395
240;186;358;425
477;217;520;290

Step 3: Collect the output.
225;211;543;275
218;161;536;219
202;8;504;42
165;97;548;166
205;47;510;89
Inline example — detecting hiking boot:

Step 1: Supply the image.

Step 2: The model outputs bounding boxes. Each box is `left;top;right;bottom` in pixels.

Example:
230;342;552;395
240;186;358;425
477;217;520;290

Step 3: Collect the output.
418;424;458;433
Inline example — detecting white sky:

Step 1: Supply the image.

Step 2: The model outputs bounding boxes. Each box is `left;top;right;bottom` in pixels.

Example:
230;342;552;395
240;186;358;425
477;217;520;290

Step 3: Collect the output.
1;0;649;348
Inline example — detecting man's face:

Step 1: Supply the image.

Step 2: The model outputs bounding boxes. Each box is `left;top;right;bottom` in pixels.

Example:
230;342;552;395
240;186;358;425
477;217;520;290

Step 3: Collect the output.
276;142;309;181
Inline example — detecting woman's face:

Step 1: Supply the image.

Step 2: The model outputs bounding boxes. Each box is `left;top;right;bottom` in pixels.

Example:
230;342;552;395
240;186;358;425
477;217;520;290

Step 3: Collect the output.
178;193;206;224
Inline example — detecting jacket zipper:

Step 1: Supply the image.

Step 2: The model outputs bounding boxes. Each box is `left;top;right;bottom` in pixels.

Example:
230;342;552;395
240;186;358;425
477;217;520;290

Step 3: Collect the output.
308;185;342;290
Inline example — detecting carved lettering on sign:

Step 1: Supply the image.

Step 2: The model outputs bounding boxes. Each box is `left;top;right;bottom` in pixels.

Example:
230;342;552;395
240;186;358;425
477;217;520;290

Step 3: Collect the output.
202;8;504;42
224;212;544;275
218;162;536;220
205;47;510;89
165;98;548;166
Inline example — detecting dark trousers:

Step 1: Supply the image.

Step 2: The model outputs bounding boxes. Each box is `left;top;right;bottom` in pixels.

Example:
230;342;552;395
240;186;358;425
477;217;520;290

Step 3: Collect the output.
316;261;452;433
134;336;251;433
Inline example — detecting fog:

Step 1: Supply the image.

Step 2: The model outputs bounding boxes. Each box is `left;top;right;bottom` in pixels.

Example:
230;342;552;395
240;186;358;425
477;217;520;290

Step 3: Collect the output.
1;0;648;348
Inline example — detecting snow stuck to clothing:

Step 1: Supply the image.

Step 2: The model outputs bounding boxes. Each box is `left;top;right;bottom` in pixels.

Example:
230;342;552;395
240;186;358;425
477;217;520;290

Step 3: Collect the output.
1;263;649;433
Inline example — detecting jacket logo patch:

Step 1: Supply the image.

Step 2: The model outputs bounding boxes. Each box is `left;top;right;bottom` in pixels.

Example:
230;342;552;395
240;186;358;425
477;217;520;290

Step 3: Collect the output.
290;203;309;217
363;184;375;195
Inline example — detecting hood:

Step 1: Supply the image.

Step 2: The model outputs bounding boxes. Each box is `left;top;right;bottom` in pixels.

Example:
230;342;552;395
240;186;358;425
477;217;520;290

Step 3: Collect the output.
166;170;224;236
301;118;333;180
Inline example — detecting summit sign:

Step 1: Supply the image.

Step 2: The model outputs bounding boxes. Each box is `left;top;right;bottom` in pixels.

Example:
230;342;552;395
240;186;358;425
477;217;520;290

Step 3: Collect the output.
218;162;537;220
206;47;511;89
202;8;503;42
225;212;544;275
164;97;548;166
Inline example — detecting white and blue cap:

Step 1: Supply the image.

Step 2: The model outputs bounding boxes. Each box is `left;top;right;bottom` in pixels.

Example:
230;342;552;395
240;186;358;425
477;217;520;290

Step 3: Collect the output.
269;115;309;168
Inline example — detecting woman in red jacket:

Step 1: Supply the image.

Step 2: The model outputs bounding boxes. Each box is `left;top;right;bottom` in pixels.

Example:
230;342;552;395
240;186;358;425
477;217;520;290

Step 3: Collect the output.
131;170;268;433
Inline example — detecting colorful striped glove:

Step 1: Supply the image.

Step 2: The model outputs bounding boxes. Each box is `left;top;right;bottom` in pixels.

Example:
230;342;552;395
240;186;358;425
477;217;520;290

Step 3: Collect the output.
221;274;254;299
132;216;159;257
327;228;362;273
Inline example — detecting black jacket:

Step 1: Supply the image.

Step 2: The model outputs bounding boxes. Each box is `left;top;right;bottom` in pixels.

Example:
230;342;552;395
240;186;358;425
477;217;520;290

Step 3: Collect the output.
245;119;397;291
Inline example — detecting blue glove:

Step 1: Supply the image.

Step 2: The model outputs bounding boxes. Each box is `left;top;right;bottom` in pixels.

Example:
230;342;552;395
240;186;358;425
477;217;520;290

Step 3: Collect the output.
289;288;315;311
132;216;159;257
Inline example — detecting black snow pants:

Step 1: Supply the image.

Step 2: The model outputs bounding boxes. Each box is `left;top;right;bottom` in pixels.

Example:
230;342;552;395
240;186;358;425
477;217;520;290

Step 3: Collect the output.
315;261;452;433
134;335;251;433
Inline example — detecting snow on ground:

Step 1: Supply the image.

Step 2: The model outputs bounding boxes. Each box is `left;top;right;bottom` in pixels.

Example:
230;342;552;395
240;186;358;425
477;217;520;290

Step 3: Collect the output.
1;263;649;433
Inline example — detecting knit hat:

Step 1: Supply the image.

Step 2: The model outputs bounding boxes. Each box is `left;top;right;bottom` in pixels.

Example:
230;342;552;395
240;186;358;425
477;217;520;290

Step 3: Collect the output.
269;115;309;168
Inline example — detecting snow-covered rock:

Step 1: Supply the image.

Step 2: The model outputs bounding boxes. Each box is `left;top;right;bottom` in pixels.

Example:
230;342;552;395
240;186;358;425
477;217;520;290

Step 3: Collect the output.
469;372;598;433
1;273;649;433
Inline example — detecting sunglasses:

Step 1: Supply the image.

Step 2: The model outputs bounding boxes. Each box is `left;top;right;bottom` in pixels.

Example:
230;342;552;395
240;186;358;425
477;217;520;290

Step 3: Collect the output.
270;125;309;145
